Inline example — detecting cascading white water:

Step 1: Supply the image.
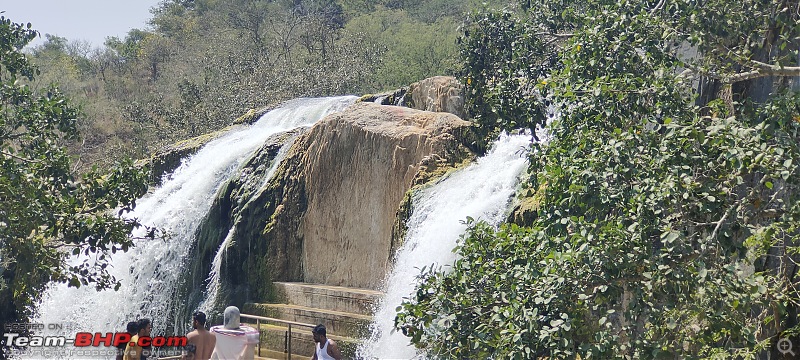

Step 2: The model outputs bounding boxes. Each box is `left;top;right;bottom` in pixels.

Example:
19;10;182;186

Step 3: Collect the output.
197;136;296;315
359;134;532;359
34;96;356;340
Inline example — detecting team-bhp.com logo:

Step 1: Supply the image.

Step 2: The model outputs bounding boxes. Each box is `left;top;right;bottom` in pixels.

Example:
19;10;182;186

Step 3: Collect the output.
3;332;187;347
74;333;187;347
3;323;187;358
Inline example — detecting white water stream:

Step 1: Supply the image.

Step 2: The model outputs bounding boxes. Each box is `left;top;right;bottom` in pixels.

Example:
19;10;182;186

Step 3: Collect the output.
30;96;531;360
360;134;532;359
197;135;297;315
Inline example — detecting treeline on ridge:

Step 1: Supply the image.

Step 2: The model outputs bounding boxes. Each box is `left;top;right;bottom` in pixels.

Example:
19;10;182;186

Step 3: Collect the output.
25;0;504;171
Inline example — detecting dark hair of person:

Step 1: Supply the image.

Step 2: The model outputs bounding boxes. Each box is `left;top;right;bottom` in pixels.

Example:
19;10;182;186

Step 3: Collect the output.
137;318;151;331
312;324;326;337
126;321;139;334
193;312;207;326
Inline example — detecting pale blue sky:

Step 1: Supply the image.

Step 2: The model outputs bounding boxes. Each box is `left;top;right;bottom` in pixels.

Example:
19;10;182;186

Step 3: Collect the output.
1;0;162;48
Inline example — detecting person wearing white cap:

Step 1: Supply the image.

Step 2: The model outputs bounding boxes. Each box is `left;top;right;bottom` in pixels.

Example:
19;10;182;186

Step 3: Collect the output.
209;306;259;360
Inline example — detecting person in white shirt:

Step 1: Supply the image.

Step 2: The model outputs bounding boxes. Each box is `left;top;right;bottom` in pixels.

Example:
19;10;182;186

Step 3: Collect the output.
311;324;342;360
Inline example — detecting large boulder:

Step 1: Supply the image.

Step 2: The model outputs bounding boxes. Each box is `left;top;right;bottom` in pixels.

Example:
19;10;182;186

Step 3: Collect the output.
297;103;473;289
358;76;467;119
210;102;474;306
408;76;466;119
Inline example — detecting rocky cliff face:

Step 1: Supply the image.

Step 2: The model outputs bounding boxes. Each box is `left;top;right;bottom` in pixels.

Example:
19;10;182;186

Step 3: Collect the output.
175;128;305;322
297;103;473;289
195;102;474;310
408;76;466;119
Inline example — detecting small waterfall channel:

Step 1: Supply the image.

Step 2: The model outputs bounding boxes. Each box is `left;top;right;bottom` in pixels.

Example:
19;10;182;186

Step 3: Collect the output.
33;96;356;341
360;134;532;359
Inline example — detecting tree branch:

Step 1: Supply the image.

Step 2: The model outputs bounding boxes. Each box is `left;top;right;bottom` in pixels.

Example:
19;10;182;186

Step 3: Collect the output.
533;32;575;38
709;175;770;242
725;63;800;83
651;0;666;14
0;149;40;164
679;60;800;83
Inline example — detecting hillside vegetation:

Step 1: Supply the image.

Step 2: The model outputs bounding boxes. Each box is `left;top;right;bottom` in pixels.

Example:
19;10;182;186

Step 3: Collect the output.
6;0;800;358
0;18;155;351
26;0;502;171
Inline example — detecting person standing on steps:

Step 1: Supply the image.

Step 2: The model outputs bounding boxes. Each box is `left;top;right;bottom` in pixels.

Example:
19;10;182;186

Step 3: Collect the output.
183;312;216;360
311;324;343;360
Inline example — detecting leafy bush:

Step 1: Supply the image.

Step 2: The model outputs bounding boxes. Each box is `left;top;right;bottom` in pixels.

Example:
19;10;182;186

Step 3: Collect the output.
398;0;800;357
0;16;155;333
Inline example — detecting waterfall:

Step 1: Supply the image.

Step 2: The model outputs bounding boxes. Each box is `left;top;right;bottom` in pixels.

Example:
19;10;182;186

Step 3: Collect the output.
359;133;532;359
197;136;296;315
33;96;356;340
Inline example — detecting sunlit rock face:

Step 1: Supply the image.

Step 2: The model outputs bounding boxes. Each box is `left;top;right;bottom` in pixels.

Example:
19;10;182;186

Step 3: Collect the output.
408;76;466;119
297;103;473;289
358;76;467;119
203;102;474;310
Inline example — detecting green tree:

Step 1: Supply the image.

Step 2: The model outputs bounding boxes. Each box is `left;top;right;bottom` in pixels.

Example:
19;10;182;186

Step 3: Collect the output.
345;7;460;90
398;0;800;358
0;17;154;348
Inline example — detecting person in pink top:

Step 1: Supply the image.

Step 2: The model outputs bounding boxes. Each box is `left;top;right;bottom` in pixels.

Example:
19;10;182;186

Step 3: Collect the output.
311;324;342;360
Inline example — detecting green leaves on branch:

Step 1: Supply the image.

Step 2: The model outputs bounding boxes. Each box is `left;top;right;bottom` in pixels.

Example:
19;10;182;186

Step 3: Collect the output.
459;8;551;148
399;0;800;357
398;93;800;357
0;16;155;326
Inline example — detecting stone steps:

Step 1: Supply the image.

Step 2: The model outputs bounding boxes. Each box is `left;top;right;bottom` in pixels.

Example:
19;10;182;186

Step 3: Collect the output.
243;303;372;339
272;282;383;316
256;348;311;360
253;323;360;358
242;282;384;359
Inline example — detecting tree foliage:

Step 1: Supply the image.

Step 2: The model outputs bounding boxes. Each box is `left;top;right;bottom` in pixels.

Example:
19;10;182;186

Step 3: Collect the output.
345;7;460;89
0;17;153;337
24;0;489;172
398;0;800;358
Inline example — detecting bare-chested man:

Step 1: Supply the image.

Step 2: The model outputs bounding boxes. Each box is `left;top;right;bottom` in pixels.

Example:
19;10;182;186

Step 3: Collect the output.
183;312;216;360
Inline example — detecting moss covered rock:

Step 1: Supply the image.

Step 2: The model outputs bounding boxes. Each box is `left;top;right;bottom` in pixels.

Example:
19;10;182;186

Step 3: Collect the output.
137;125;240;185
174;128;306;321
